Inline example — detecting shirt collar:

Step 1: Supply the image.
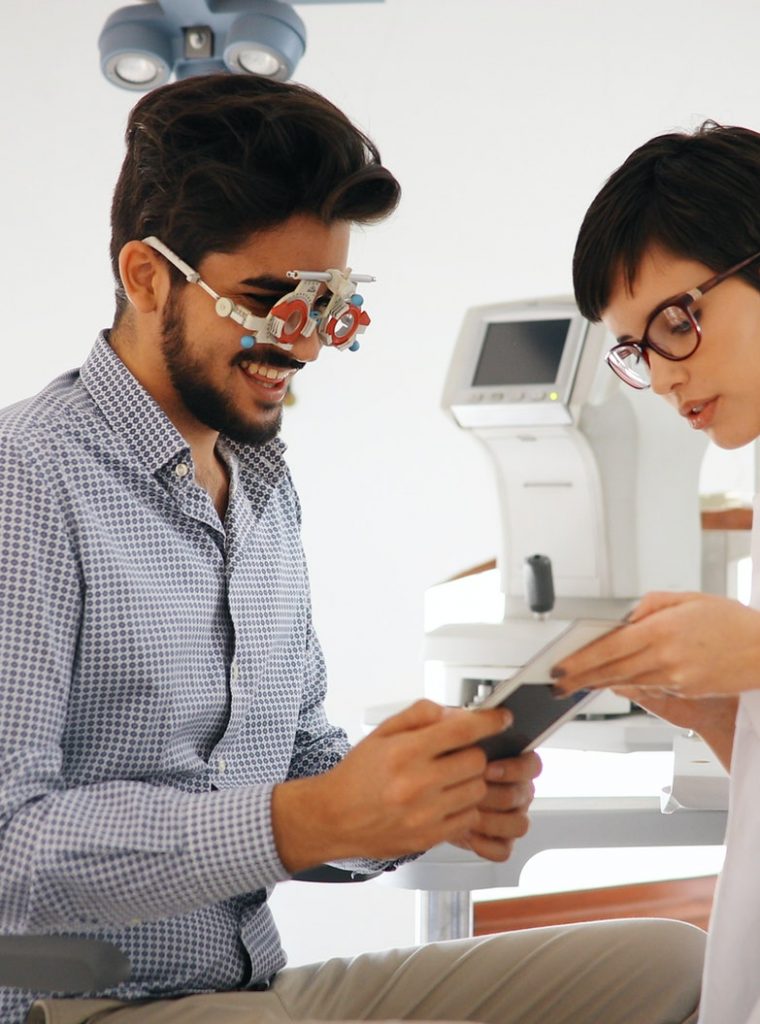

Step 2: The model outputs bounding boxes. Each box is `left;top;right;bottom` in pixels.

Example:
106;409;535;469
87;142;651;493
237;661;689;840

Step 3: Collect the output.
80;332;289;487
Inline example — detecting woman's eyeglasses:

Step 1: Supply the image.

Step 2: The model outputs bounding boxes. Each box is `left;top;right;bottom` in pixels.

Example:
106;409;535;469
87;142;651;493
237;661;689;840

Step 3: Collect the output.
606;250;760;389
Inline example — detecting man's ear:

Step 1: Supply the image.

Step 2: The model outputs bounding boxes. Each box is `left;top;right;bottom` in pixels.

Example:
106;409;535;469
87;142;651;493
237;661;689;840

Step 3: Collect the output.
118;240;171;314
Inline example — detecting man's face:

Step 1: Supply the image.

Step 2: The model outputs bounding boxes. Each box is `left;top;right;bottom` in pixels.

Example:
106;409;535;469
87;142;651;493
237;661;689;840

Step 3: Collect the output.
160;213;350;445
603;246;760;449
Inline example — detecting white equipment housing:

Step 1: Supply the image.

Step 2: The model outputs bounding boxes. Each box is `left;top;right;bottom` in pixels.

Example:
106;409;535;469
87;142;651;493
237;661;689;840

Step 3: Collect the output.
426;297;708;710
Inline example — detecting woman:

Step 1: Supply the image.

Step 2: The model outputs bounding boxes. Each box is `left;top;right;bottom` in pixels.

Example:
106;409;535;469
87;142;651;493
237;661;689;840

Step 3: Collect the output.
559;121;760;1024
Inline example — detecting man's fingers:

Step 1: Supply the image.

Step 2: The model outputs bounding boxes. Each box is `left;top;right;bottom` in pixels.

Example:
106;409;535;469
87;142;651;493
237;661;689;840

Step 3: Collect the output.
426;707;512;757
464;835;516;862
485;751;542;783
439;775;490;817
433;745;488;787
475;807;531;841
478;781;535;813
373;702;511;758
373;699;446;737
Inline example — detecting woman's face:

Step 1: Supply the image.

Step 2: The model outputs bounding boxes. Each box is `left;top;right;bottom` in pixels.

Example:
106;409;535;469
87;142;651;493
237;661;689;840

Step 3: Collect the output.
603;247;760;449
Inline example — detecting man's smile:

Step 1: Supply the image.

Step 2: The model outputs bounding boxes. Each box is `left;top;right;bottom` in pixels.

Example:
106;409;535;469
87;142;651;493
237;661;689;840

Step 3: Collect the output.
238;359;297;391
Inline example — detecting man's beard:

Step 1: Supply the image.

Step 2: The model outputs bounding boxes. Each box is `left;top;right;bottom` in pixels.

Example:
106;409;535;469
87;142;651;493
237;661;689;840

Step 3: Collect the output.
161;290;283;446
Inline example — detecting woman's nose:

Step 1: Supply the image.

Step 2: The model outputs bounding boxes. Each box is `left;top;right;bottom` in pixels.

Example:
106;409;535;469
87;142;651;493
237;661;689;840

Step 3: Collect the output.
648;349;688;396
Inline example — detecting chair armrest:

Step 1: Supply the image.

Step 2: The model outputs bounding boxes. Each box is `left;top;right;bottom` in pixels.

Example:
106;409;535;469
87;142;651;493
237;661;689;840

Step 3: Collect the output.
292;865;384;883
0;935;131;991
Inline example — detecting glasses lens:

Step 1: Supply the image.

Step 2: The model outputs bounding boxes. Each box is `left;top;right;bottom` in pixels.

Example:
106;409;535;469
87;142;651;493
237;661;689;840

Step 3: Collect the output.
647;304;699;358
608;344;651;389
332;310;358;340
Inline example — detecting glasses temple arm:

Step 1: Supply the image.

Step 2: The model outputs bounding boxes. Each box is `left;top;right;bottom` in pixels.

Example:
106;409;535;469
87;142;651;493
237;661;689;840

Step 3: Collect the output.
142;236;221;302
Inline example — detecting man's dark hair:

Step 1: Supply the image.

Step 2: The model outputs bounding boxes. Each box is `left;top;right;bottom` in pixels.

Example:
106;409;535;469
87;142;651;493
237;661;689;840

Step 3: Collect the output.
110;73;401;323
573;122;760;322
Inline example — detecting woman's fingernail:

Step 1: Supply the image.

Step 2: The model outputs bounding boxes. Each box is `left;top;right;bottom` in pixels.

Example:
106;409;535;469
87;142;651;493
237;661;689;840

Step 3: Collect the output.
551;684;568;698
549;666;566;679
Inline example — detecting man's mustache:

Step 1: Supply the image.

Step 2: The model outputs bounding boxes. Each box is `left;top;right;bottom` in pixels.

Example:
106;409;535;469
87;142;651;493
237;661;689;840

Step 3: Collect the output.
232;347;305;372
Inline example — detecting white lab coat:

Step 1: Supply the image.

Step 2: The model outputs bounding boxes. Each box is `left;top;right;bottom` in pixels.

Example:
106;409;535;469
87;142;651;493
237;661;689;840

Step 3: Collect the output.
698;493;760;1024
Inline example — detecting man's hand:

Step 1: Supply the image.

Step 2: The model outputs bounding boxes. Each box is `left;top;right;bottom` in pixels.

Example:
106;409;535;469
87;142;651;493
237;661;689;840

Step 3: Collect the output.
271;699;520;874
449;750;541;861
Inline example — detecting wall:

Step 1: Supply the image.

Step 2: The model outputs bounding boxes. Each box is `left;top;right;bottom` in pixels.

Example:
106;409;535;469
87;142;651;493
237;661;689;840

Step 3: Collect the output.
1;0;758;966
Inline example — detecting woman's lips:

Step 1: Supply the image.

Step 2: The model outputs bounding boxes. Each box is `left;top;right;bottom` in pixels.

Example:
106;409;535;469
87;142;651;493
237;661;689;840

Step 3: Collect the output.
682;397;718;430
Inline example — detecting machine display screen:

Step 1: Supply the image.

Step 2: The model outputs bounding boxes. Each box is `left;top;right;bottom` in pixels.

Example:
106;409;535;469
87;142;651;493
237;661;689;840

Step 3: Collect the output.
471;319;570;387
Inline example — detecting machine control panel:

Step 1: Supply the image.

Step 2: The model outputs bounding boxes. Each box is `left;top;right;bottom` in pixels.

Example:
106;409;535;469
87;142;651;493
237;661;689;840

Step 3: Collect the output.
443;298;606;428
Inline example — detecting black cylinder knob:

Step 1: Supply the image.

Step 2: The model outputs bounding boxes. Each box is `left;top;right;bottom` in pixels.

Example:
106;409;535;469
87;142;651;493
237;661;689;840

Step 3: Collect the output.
523;554;555;614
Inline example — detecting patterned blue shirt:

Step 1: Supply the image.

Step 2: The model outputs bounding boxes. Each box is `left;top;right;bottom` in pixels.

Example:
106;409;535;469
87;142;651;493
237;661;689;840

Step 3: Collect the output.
0;333;363;1022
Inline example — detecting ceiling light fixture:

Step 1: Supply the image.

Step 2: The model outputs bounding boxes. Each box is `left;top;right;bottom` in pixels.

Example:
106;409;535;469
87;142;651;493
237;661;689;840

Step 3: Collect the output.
99;0;382;91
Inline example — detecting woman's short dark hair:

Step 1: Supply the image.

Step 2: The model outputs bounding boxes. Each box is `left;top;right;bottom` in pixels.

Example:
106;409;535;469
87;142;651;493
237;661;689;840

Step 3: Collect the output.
573;122;760;322
110;73;401;323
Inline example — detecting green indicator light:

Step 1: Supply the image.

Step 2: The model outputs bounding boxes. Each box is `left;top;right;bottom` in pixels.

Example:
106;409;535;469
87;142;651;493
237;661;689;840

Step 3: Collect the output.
549;391;559;401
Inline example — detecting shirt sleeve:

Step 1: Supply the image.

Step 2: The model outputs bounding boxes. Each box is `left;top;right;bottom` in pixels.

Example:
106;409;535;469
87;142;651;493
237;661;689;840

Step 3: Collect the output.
0;438;290;933
285;607;352;781
284;587;411;877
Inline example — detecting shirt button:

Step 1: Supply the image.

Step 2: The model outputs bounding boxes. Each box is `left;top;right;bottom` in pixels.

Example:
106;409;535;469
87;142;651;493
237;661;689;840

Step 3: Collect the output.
231;660;240;682
175;463;189;479
217;758;227;774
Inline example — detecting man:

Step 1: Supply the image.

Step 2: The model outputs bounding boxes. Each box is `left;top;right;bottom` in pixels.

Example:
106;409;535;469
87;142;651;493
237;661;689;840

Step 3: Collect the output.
558;122;760;1024
0;74;704;1024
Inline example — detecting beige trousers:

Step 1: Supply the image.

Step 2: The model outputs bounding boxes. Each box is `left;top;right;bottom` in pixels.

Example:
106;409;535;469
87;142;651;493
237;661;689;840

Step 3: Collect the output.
28;918;705;1024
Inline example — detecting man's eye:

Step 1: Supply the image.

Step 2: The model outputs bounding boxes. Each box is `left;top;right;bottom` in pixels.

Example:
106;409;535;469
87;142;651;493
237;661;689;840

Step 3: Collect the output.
242;294;280;314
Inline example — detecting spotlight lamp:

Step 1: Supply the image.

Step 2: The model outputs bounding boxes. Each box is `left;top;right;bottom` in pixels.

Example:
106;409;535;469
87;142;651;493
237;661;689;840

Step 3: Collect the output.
99;0;383;91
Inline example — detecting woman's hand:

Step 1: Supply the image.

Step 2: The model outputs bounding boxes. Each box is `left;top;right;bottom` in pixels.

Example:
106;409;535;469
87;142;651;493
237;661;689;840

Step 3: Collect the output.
552;591;760;698
612;686;738;771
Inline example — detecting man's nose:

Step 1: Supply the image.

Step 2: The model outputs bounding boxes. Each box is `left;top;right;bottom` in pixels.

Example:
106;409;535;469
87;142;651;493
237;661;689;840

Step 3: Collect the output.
648;349;688;396
289;328;322;363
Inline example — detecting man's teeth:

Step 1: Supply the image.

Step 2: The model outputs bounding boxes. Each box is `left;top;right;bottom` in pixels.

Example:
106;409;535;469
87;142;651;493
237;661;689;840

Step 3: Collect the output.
239;361;290;382
691;404;705;414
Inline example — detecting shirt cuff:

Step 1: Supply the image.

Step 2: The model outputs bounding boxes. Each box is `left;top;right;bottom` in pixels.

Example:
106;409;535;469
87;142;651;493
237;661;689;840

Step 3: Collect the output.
183;784;291;905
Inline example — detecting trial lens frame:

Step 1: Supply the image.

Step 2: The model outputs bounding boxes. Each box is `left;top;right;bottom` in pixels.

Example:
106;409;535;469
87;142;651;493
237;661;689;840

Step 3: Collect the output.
142;235;374;352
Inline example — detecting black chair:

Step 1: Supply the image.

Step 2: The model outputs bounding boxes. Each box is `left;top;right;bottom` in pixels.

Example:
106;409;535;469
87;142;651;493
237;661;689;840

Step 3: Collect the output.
0;935;131;992
293;865;384;883
0;867;377;992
